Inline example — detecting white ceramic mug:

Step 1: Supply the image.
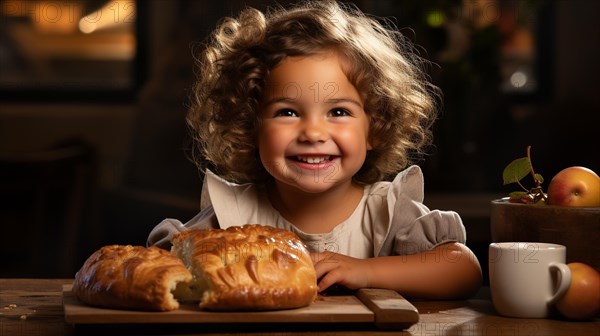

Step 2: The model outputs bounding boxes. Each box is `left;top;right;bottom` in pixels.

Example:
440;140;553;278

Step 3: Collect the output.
488;242;571;318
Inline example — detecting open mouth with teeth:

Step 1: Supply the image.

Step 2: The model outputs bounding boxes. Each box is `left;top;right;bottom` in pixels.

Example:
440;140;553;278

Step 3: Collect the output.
291;155;333;164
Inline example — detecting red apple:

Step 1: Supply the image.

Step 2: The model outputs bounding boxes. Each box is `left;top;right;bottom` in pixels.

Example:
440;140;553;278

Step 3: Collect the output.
547;166;600;207
555;262;600;320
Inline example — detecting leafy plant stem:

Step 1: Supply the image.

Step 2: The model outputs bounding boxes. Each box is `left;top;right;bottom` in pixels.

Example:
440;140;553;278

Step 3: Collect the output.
502;145;548;204
516;178;528;192
526;146;540;188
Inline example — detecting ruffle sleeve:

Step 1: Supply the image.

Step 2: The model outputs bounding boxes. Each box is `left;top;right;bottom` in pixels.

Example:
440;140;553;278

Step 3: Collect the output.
201;170;269;228
375;165;466;257
146;206;219;249
147;170;271;249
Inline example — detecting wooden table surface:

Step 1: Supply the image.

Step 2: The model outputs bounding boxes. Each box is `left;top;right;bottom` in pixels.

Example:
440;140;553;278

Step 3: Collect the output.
1;279;598;336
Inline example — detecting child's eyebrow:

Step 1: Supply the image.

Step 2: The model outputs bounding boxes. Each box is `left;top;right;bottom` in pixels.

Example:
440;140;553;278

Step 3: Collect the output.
325;98;363;108
262;97;295;106
262;97;363;108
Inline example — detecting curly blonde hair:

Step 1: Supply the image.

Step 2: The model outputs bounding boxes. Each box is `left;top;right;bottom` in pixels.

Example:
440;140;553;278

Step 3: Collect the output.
188;0;439;184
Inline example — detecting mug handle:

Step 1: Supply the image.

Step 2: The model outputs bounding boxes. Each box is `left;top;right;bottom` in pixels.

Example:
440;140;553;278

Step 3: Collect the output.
547;262;572;305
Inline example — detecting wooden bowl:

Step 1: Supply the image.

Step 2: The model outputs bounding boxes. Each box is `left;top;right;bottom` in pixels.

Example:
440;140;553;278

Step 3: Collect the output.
490;198;600;272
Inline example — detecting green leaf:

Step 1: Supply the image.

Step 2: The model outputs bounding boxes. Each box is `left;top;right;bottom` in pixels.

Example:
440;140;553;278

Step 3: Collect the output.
508;191;534;204
508;191;528;198
534;173;544;184
502;157;532;185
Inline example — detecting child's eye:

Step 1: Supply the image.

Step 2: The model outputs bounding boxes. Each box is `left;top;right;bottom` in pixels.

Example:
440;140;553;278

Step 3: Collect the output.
275;109;298;117
329;108;351;117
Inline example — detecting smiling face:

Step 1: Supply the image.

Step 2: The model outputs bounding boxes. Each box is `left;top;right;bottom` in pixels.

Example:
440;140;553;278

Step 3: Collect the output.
258;52;371;194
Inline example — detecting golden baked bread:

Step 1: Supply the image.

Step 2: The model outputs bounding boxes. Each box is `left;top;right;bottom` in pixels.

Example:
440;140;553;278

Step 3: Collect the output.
73;245;192;311
171;224;318;310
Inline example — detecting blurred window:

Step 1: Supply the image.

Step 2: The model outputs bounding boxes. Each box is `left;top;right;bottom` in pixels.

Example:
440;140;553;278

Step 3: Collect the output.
0;0;140;101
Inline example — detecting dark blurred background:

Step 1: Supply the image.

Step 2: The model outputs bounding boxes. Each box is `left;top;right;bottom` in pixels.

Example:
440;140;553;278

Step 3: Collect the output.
1;0;598;279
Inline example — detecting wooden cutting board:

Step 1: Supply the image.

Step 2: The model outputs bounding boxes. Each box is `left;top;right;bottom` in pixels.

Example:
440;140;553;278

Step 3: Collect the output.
63;285;418;329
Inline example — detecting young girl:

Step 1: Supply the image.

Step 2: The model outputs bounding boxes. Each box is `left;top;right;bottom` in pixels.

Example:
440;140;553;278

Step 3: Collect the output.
148;0;482;299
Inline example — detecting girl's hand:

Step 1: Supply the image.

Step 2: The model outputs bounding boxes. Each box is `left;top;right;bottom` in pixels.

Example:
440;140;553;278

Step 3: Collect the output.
310;251;372;292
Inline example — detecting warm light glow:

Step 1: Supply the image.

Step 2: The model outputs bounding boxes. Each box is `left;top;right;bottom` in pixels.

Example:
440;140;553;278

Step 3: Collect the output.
463;0;499;28
27;1;84;34
510;71;528;88
79;0;136;34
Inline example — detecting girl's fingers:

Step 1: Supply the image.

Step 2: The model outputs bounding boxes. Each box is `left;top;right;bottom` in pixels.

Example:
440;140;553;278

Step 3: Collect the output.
316;267;342;292
312;253;343;291
312;252;342;278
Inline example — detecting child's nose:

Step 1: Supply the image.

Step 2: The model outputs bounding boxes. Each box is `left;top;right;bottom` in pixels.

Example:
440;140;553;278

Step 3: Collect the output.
298;118;329;143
